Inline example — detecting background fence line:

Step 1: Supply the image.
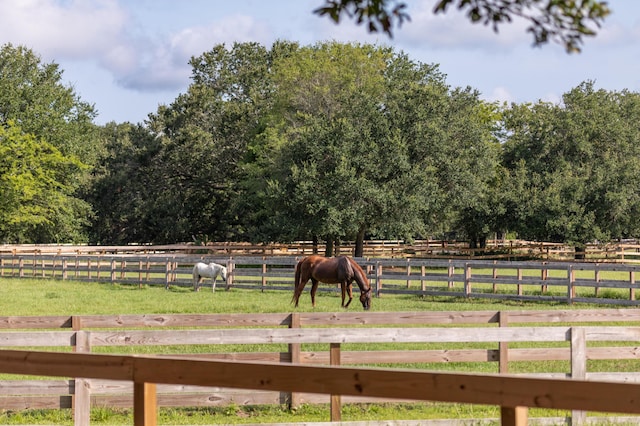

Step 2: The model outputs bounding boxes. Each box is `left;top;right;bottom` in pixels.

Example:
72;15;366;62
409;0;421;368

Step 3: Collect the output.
2;254;640;305
2;240;640;262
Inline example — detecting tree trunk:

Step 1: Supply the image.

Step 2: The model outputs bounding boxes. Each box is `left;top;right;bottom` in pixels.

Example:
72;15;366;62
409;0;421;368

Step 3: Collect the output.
325;237;335;257
312;235;319;254
354;227;366;258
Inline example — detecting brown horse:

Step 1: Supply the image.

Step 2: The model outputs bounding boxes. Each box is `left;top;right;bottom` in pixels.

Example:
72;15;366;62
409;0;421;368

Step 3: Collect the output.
292;255;372;310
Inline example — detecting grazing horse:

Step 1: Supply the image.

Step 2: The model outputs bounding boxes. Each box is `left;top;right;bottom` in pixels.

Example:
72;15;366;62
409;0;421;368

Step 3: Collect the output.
193;262;227;292
292;255;372;310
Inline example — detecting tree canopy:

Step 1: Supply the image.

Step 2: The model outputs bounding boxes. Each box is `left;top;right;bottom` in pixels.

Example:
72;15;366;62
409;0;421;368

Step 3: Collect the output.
0;43;99;243
3;40;640;254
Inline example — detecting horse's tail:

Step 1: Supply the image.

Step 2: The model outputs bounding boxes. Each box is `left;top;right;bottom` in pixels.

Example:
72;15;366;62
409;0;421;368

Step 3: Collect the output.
291;259;302;304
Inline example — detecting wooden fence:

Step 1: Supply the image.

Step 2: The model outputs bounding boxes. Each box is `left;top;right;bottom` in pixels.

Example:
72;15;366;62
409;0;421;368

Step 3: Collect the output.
2;254;640;306
2;240;640;262
2;310;640;425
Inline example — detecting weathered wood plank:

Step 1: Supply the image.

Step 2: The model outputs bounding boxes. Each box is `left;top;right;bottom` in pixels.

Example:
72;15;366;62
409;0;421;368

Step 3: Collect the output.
0;380;72;394
0;331;75;346
0;316;72;329
77;313;291;328
0;395;72;409
87;327;573;346
3;350;640;415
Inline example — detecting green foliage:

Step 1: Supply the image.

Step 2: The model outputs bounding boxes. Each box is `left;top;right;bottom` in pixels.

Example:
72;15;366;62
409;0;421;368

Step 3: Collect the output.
0;43;98;164
501;81;640;246
0;121;91;242
6;40;640;250
0;43;100;243
86;122;163;244
245;41;500;254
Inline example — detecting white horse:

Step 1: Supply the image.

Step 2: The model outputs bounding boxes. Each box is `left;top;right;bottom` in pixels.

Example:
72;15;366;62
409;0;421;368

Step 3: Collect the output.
193;262;227;292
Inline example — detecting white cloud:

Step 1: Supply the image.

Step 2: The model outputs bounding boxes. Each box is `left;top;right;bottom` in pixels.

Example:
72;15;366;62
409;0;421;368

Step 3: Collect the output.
0;0;128;59
113;14;274;92
171;14;272;55
486;87;514;104
397;0;530;52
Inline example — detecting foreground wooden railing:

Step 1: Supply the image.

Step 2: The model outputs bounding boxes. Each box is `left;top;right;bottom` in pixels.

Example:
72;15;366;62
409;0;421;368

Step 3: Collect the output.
1;349;640;426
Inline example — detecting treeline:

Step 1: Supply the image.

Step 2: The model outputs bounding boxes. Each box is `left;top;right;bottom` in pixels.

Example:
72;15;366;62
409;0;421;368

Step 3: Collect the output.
1;41;639;256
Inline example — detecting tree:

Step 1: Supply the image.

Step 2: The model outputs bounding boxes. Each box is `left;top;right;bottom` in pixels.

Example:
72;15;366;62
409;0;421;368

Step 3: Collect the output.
500;82;640;255
314;0;610;52
86;122;163;244
0;44;99;242
0;121;90;243
253;42;499;256
139;42;295;243
0;44;98;163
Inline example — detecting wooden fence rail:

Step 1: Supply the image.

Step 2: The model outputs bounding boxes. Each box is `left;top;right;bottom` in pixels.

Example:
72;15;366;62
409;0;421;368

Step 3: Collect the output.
2;240;640;262
1;310;640;424
2;254;640;306
4;349;640;426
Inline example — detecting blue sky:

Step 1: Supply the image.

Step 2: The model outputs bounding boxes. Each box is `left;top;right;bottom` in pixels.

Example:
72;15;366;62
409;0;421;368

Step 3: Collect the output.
1;0;639;125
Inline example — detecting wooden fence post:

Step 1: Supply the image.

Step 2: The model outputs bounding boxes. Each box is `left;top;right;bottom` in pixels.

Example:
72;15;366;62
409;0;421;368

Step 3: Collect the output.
288;312;301;410
448;260;454;288
111;258;117;284
72;317;91;426
567;265;575;304
133;382;157;426
406;259;411;288
262;257;267;292
164;259;172;289
501;406;528;426
330;342;341;422
464;263;472;297
570;327;587;425
630;271;636;301
492;260;498;293
498;311;509;374
226;258;234;289
375;262;382;297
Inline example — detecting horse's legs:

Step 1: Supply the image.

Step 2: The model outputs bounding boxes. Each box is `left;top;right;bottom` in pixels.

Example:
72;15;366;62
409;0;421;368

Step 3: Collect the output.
212;277;217;292
310;278;319;307
193;274;202;292
343;282;353;308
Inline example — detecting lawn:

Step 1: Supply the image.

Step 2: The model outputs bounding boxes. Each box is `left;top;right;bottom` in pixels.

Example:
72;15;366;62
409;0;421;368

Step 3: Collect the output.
0;276;637;425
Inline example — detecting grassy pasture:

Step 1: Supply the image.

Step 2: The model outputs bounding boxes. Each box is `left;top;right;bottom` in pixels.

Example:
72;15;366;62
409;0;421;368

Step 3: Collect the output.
0;274;638;424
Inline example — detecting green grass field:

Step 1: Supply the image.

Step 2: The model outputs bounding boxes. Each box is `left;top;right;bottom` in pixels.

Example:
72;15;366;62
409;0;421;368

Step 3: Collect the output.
0;276;637;425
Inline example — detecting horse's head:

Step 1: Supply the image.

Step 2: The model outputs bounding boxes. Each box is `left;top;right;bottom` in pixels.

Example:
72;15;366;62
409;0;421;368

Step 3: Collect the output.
360;287;372;310
220;266;228;281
